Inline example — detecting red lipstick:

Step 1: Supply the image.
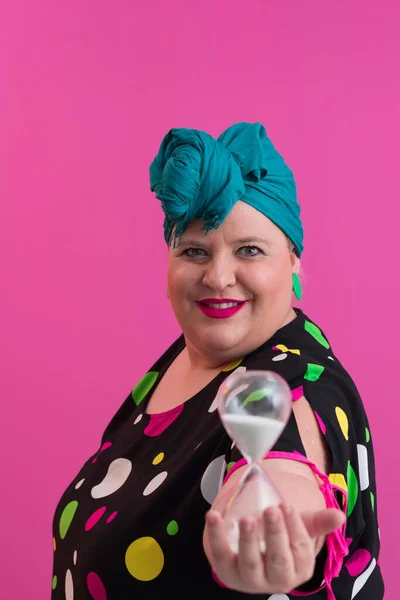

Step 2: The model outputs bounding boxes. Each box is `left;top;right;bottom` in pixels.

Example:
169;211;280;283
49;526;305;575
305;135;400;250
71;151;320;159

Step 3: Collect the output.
197;298;246;319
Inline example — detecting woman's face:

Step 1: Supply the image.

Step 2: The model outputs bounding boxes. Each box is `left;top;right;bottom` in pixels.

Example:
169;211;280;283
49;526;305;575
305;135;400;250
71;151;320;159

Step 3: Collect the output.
167;201;299;363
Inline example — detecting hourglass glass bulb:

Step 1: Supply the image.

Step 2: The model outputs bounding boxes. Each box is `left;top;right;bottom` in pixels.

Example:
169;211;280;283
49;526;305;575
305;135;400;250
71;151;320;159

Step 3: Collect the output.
215;370;292;552
217;370;292;461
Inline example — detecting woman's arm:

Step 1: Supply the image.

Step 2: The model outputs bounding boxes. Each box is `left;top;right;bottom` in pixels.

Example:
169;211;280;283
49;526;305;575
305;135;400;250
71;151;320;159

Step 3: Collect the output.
203;396;345;594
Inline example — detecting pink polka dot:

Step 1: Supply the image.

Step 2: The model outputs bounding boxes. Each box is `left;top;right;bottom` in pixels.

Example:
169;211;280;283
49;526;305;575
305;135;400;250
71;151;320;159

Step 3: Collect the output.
100;442;112;452
144;404;184;437
314;411;326;434
212;570;227;588
291;385;304;401
106;511;117;524
345;549;371;576
87;572;107;600
85;507;107;531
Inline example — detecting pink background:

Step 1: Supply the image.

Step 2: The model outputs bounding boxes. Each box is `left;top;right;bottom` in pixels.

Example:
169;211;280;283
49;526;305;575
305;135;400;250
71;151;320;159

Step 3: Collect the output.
1;1;398;598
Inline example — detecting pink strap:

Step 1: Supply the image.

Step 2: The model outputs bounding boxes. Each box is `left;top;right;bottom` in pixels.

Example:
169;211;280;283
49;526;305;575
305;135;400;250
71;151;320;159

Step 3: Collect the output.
224;450;349;599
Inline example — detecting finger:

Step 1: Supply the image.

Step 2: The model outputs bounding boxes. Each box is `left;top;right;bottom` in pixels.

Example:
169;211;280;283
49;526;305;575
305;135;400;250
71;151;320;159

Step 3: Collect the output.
302;508;346;539
205;511;236;582
264;506;295;587
282;504;315;579
237;517;263;588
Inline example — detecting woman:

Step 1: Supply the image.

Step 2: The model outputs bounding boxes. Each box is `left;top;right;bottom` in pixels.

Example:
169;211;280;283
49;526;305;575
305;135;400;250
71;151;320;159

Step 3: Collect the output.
51;123;384;599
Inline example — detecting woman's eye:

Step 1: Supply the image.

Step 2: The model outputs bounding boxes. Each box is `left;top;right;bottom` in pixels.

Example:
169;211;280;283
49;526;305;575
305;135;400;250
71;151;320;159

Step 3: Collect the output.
238;245;263;256
183;247;207;257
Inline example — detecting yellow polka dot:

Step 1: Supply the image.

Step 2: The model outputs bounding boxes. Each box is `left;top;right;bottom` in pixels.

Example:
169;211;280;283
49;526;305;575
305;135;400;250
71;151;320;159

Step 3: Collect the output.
152;452;164;465
125;537;164;581
53;537;56;552
275;344;300;355
222;358;243;371
335;407;349;440
329;473;348;508
329;473;348;494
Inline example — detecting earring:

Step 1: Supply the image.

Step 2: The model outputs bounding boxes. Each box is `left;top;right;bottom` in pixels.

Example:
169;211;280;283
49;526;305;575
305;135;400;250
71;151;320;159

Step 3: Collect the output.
292;273;302;301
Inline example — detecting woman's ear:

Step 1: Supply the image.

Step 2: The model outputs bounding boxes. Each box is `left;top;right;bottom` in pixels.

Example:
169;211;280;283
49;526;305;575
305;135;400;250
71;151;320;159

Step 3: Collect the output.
291;250;300;274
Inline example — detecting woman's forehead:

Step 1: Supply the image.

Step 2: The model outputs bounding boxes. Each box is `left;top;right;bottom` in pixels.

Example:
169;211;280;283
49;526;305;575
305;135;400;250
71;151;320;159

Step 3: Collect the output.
178;202;283;245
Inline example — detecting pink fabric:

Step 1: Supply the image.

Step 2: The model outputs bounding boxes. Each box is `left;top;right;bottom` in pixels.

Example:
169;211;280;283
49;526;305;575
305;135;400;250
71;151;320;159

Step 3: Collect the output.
291;386;304;401
223;450;349;600
314;411;327;435
143;403;184;436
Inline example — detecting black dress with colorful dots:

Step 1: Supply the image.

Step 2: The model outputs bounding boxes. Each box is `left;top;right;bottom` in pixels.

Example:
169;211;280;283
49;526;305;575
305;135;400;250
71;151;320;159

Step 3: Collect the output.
51;310;384;599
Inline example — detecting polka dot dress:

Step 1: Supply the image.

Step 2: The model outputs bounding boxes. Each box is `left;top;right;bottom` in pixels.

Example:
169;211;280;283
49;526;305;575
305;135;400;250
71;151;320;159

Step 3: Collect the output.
51;310;384;599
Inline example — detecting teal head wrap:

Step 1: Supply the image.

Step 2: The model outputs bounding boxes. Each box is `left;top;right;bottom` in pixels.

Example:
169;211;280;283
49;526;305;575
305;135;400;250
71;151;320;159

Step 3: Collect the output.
149;122;304;256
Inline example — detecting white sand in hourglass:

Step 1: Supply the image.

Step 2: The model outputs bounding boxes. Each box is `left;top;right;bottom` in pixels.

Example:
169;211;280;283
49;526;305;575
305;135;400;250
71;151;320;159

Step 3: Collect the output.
222;414;284;460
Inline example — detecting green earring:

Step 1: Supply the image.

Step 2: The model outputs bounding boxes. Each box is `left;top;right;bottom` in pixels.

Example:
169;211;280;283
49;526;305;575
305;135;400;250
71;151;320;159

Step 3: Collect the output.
292;273;302;301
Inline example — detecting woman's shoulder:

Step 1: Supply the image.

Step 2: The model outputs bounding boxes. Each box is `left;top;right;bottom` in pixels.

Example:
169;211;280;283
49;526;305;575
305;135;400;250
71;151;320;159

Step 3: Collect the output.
246;309;362;407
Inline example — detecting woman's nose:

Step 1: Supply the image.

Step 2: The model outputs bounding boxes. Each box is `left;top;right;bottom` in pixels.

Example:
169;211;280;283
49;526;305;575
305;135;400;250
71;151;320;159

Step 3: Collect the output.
202;256;236;291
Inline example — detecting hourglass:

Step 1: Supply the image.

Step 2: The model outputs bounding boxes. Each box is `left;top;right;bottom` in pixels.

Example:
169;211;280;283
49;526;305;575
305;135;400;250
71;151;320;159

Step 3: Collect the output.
216;370;292;553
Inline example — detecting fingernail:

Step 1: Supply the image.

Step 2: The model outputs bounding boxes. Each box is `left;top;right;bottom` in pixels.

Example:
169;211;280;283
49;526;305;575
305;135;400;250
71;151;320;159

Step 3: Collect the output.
242;519;253;533
283;504;292;515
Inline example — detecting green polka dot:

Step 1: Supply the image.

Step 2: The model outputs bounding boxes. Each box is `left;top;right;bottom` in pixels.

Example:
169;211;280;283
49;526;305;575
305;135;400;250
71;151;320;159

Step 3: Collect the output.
370;491;375;512
347;462;358;517
304;363;325;381
52;576;57;590
59;500;78;540
226;461;236;472
132;372;159;406
366;427;370;443
243;389;265;407
304;321;330;349
167;520;179;535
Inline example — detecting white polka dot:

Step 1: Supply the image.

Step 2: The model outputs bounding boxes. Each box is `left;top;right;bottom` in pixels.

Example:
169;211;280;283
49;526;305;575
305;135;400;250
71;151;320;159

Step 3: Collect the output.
200;455;226;504
269;595;290;600
208;395;219;413
328;356;334;361
65;569;74;600
357;444;369;491
272;353;288;362
73;550;77;565
351;559;376;598
235;366;247;374
134;414;143;424
75;478;85;489
143;471;168;496
91;458;132;499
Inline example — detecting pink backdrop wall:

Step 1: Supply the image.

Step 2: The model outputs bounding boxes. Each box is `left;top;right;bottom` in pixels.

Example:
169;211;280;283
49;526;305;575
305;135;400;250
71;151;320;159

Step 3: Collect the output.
1;1;398;597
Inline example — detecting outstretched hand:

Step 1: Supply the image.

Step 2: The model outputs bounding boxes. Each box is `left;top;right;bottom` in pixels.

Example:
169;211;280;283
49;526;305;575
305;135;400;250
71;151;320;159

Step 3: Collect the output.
204;503;345;595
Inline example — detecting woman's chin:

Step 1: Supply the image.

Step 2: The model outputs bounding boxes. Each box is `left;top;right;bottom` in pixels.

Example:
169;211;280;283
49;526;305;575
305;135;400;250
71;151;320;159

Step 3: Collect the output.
194;327;248;356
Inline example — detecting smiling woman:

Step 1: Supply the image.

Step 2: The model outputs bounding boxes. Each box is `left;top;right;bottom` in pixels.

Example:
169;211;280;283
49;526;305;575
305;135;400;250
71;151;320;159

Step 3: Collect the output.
51;123;384;600
166;202;298;361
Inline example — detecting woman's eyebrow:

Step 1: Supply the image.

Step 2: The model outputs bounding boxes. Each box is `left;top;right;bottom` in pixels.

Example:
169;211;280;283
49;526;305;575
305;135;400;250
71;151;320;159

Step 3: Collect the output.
234;237;272;246
178;239;208;247
178;236;273;247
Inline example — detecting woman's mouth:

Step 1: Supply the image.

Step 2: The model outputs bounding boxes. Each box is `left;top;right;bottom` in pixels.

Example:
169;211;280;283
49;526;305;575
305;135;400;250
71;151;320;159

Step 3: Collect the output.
197;298;247;319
